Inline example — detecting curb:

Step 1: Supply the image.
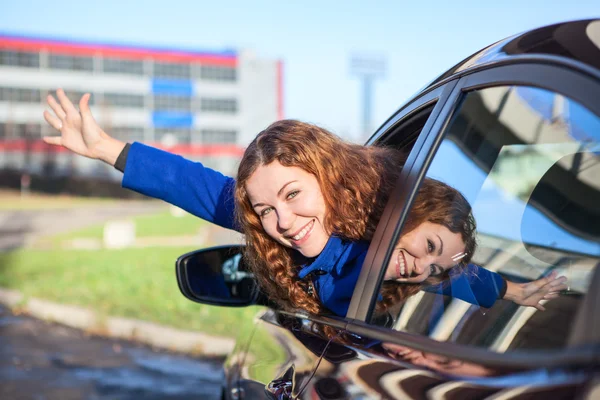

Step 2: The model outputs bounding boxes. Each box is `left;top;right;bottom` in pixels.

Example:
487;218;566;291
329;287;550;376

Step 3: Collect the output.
0;287;234;357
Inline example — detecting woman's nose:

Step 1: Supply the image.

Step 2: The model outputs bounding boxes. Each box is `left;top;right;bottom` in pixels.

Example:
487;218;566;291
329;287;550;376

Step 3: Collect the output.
277;207;295;231
413;256;431;275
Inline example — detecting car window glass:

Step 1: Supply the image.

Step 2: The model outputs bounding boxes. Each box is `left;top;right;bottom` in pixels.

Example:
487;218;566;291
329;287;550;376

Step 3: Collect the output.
372;85;600;352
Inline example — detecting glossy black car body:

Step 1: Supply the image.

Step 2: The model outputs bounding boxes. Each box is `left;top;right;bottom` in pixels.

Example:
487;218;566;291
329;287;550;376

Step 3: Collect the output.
180;19;600;399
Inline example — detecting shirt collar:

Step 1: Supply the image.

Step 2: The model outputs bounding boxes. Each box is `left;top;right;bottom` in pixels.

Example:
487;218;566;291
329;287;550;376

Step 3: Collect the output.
297;235;369;279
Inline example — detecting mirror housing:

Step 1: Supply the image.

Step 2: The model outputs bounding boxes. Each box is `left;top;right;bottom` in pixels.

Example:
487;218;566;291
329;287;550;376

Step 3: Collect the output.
176;245;259;307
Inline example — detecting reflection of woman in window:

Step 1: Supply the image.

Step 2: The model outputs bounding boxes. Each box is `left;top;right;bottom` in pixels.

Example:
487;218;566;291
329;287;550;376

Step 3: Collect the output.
379;178;477;313
378;179;567;315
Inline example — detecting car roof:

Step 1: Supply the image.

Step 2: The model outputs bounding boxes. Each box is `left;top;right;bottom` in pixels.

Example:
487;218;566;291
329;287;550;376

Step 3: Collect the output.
426;19;600;90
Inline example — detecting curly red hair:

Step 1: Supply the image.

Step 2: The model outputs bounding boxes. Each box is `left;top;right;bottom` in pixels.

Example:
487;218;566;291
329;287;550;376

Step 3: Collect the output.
235;120;403;314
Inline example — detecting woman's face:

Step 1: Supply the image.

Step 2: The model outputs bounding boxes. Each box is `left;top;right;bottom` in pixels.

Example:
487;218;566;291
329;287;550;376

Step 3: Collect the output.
245;161;329;258
383;221;466;283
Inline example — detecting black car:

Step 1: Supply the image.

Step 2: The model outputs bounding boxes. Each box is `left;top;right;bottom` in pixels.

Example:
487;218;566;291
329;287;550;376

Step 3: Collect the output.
176;19;600;400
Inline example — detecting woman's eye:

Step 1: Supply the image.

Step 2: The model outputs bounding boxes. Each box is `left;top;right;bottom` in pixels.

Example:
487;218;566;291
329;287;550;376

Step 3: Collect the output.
260;207;273;217
427;239;435;253
287;190;299;200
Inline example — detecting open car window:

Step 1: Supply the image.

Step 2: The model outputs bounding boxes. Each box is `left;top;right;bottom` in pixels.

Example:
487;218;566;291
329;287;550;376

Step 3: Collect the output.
370;85;600;352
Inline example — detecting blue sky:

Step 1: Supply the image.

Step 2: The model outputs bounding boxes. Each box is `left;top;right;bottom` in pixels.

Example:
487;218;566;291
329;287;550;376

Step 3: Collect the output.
0;1;598;141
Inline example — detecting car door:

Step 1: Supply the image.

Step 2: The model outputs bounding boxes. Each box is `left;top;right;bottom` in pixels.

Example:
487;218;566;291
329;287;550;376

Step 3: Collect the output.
309;62;600;399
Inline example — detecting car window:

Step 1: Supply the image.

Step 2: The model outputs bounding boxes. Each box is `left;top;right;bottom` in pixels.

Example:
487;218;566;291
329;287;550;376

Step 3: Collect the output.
371;85;600;352
375;103;435;150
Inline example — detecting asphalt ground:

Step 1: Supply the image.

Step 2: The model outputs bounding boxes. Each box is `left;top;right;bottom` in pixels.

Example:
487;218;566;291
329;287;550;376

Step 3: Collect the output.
0;305;224;400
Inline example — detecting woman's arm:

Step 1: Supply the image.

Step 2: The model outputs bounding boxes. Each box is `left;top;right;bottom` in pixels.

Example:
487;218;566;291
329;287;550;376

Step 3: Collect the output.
43;89;239;231
427;265;567;309
122;142;238;230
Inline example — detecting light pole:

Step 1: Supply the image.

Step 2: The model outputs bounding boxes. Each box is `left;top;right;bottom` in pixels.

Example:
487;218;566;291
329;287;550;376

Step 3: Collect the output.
350;54;386;140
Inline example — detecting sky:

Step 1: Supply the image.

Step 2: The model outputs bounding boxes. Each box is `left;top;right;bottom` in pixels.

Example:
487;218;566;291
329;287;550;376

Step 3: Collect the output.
0;1;598;141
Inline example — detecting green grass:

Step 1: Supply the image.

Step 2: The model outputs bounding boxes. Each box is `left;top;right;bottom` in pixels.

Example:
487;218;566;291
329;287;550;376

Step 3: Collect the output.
0;247;254;337
0;246;286;362
133;210;207;237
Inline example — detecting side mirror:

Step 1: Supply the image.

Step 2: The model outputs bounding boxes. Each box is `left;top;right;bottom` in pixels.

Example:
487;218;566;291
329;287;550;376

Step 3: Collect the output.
176;245;258;307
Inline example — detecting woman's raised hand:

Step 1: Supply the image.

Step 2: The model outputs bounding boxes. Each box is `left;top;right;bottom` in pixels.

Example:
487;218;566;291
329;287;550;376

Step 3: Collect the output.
504;270;568;311
43;89;125;166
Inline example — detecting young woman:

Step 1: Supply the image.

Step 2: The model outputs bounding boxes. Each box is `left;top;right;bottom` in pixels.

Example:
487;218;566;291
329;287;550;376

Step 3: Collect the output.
42;90;566;316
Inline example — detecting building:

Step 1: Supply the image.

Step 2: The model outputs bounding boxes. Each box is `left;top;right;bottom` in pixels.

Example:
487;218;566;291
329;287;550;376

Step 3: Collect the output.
0;32;283;181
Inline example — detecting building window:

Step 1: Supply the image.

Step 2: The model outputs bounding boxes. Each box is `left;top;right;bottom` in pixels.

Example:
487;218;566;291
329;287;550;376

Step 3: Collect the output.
153;62;190;79
103;58;144;75
199;65;236;82
110;126;145;142
0;87;41;103
198;97;238;114
154;95;192;111
48;54;94;71
198;129;238;144
0;50;40;68
103;93;145;108
44;89;95;106
155;127;191;144
0;123;41;139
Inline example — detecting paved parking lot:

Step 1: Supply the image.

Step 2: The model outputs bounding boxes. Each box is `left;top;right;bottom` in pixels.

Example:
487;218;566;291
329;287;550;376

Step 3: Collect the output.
0;305;223;400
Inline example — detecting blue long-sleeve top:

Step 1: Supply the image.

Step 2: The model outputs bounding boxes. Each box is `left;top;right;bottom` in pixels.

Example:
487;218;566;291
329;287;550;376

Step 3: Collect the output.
121;142;505;316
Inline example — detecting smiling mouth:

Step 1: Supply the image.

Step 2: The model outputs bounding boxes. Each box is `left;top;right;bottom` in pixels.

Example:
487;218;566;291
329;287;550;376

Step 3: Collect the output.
287;220;315;244
396;250;421;279
396;250;408;277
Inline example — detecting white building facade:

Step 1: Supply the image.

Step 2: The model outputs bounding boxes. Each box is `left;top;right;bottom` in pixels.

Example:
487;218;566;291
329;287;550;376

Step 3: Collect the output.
0;33;283;179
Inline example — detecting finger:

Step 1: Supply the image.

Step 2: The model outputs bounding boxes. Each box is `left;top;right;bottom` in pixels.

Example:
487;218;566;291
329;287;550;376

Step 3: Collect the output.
543;293;560;300
42;136;63;146
47;94;66;120
43;110;63;131
535;303;546;311
553;275;568;283
56;88;78;116
551;282;568;292
528;270;558;289
540;270;558;283
536;275;567;291
545;270;557;279
79;93;95;122
549;277;568;287
79;93;91;112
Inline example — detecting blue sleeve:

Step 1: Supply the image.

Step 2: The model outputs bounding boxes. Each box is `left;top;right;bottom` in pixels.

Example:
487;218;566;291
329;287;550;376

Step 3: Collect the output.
425;264;506;308
122;142;238;231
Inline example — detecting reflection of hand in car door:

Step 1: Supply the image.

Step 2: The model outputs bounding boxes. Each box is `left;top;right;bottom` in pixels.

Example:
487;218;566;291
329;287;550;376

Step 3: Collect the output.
383;343;496;377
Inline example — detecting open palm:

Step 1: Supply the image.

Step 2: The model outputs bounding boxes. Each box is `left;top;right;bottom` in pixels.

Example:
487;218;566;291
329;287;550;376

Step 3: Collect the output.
42;89;105;159
513;271;568;311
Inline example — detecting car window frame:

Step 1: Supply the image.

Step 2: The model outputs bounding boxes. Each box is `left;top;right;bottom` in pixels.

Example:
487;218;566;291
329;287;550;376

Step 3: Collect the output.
345;80;459;320
343;61;600;366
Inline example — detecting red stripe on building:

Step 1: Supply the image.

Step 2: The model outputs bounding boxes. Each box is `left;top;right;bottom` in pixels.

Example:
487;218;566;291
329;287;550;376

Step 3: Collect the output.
0;37;237;67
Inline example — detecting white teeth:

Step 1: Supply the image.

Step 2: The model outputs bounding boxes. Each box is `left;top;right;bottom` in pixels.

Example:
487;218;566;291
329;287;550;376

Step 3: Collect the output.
292;221;313;241
399;253;406;276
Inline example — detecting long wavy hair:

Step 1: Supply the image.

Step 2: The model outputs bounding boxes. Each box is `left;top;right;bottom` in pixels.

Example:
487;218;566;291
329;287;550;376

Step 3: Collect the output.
235;120;404;314
375;178;477;314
